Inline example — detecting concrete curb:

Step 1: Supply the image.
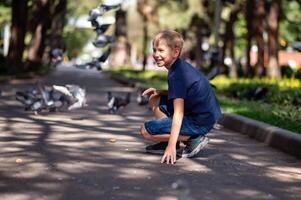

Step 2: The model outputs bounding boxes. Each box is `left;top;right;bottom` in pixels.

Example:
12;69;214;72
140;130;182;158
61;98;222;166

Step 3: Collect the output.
219;113;301;159
108;73;301;160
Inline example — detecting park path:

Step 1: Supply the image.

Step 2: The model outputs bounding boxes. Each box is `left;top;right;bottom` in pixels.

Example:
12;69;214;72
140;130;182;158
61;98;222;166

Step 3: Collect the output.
0;65;300;200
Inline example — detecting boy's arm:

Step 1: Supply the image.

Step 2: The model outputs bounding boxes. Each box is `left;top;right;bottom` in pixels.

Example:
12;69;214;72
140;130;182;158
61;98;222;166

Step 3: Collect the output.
161;98;184;164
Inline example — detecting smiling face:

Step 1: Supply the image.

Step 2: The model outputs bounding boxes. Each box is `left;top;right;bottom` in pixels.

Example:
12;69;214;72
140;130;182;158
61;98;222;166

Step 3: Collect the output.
152;39;180;69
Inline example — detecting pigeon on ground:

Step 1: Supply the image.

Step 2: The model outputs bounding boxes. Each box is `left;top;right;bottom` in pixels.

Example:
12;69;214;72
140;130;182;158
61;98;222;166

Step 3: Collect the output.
16;83;87;114
136;91;149;106
107;92;131;114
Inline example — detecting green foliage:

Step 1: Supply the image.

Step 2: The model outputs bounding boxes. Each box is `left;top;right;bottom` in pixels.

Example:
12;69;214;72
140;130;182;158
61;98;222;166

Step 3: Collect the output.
63;26;94;58
280;0;301;42
211;75;301;106
0;3;11;26
67;0;101;17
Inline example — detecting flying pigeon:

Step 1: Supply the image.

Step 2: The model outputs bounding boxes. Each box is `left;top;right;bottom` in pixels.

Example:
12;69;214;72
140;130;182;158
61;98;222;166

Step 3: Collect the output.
107;92;131;114
98;47;111;63
99;3;121;15
51;48;64;65
88;3;121;21
95;23;111;36
88;8;102;21
75;58;102;71
92;35;115;48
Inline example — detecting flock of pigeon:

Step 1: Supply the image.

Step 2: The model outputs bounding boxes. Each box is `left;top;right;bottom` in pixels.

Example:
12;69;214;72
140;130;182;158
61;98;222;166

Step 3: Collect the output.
15;81;87;115
15;82;149;115
15;2;150;115
74;2;120;71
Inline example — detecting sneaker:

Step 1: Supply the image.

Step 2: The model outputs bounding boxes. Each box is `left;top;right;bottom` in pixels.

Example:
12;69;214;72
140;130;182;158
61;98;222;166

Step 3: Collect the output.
181;136;209;158
146;142;180;155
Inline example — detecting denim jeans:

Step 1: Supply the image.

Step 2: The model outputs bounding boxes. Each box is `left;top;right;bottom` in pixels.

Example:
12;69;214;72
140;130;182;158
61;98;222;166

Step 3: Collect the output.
144;96;213;136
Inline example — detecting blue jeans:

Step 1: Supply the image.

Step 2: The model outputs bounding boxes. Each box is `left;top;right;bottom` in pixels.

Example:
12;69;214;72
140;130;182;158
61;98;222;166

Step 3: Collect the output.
144;96;213;136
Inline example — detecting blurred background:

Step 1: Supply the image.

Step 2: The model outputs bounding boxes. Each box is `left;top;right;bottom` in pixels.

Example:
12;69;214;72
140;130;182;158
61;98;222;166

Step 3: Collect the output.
1;0;301;78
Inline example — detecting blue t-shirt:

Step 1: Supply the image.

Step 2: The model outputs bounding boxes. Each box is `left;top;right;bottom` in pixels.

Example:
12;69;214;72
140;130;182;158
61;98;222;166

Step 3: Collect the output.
167;58;222;125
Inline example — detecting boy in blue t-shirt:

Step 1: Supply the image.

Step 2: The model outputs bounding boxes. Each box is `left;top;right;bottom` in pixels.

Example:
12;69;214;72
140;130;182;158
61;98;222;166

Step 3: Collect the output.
140;30;222;164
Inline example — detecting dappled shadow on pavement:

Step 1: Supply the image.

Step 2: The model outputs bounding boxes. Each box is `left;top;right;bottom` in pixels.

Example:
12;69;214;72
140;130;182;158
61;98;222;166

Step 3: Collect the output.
0;66;300;200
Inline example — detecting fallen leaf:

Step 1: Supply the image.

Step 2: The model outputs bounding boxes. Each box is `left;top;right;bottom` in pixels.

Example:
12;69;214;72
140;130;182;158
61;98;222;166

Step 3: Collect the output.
109;138;117;143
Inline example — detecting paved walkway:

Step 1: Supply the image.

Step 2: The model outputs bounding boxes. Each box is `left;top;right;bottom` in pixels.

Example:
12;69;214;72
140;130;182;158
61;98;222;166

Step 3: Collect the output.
0;65;300;200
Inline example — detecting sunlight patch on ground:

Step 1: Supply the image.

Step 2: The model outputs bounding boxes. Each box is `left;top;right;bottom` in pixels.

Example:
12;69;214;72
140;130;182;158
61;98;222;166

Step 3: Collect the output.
117;167;153;179
266;166;301;183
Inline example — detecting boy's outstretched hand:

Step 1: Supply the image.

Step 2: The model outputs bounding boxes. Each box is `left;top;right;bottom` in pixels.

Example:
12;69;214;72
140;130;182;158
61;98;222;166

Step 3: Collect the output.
161;145;177;164
142;88;160;99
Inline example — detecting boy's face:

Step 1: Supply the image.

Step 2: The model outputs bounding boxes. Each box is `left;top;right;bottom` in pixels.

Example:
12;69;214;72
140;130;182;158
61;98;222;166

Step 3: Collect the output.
152;39;180;69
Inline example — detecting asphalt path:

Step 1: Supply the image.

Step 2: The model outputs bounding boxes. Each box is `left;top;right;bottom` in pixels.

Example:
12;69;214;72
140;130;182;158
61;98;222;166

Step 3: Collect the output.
0;65;300;200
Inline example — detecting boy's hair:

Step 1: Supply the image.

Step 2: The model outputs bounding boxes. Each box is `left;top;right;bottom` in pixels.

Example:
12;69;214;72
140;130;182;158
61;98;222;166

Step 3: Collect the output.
153;30;184;54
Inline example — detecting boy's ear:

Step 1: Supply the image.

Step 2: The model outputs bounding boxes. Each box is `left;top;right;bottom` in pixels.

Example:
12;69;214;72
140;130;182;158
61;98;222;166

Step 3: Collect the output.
174;48;181;57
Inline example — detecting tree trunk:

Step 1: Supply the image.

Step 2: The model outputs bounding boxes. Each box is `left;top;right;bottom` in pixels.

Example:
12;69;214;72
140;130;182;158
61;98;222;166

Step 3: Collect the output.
142;16;148;71
253;0;265;77
6;0;28;74
27;0;52;70
222;6;240;78
244;0;254;77
45;0;67;63
267;0;281;78
110;9;131;67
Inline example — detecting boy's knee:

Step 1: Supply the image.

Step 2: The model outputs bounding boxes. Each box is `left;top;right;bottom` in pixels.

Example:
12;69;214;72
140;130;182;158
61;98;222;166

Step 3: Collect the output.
140;125;152;140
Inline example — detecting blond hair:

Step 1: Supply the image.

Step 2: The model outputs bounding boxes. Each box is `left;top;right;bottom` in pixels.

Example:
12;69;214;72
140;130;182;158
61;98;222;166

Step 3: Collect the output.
153;30;184;54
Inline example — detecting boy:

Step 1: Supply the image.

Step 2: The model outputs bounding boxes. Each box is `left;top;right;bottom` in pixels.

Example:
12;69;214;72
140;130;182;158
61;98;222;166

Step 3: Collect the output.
140;30;222;164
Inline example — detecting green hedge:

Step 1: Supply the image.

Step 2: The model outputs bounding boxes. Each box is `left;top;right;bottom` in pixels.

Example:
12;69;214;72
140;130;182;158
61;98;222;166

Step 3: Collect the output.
211;76;301;106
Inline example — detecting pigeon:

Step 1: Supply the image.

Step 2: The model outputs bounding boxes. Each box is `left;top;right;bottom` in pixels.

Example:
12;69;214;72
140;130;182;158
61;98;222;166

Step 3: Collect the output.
16;83;87;114
16;88;47;114
65;85;87;110
95;23;111;36
52;84;87;110
136;91;149;106
51;48;64;65
248;86;268;100
88;8;102;21
92;35;115;48
99;3;121;14
75;58;102;71
88;3;121;21
107;92;131;114
98;47;111;63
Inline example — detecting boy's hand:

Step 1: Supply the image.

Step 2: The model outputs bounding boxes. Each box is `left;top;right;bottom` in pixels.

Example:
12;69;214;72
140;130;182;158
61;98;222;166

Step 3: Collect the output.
161;144;177;164
142;88;160;99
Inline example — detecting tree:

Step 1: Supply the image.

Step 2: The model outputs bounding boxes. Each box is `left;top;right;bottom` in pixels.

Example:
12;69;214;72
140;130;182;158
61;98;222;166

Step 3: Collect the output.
267;0;282;78
253;0;265;77
137;0;157;71
110;8;131;67
26;0;52;70
222;3;242;78
47;0;67;62
6;0;28;74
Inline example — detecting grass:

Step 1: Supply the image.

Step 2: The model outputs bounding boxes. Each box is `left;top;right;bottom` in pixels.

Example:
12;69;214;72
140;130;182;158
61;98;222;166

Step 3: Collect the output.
217;95;301;134
106;68;301;134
